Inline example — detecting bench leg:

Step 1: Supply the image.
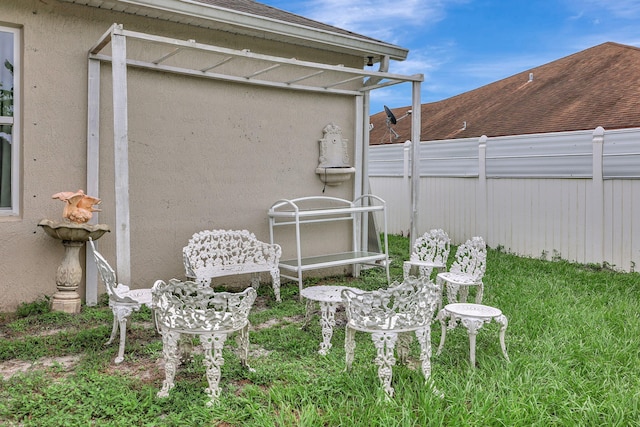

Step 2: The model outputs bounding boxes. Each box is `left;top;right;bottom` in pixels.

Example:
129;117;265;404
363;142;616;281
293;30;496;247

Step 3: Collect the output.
271;269;281;302
250;273;260;290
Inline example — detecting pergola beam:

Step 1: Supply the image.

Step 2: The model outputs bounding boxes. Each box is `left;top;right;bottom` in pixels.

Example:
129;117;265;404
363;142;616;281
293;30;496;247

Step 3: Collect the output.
86;23;423;294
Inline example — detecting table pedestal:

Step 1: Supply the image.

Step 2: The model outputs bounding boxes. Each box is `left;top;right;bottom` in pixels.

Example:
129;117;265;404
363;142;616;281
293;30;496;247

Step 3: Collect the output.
301;285;357;355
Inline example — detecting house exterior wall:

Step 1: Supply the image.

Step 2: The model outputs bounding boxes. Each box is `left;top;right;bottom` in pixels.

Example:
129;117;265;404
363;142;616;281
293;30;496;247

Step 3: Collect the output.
369;127;640;272
0;0;363;311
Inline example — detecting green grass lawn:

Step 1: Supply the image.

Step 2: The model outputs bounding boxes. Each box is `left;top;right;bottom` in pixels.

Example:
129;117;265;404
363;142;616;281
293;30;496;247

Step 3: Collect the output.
1;235;639;426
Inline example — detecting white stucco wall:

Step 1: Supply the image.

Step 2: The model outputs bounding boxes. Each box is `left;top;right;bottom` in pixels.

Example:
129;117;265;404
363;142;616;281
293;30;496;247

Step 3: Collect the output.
0;0;363;310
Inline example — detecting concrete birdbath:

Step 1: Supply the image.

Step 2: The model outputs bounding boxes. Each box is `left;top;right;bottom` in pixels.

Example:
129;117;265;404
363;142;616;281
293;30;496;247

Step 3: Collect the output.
38;190;110;313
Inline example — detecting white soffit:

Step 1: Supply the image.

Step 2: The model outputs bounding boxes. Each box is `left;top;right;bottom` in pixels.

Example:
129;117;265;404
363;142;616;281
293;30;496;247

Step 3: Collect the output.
60;0;410;61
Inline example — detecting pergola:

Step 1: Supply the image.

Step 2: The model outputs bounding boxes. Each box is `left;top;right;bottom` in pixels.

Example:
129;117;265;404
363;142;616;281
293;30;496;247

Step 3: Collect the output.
85;23;423;304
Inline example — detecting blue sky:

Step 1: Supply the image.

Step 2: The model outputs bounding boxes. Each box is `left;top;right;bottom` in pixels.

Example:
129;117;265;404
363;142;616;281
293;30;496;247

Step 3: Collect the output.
259;0;640;114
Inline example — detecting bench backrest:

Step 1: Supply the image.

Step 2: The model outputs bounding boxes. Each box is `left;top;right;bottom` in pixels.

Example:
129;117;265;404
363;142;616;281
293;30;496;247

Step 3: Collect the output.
183;229;281;277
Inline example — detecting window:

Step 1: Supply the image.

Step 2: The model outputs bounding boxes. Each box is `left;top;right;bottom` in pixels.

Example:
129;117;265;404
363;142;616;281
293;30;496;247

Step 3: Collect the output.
0;26;19;215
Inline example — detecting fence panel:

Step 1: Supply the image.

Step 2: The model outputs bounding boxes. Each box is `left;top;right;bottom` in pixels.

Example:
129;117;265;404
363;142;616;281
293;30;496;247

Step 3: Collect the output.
369;127;640;272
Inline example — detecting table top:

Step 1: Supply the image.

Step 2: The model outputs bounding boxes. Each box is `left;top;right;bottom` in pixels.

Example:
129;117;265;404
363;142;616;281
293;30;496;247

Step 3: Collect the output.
443;303;502;318
301;285;358;303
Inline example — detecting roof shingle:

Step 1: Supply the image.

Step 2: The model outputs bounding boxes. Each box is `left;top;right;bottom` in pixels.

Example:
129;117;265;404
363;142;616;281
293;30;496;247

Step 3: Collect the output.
192;0;387;43
370;42;640;144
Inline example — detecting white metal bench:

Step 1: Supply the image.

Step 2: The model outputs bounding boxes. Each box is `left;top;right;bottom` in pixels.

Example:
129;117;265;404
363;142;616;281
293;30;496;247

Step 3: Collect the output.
182;229;282;301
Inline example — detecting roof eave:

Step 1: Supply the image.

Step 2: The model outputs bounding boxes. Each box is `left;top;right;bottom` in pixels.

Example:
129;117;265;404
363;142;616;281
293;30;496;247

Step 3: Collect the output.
60;0;409;61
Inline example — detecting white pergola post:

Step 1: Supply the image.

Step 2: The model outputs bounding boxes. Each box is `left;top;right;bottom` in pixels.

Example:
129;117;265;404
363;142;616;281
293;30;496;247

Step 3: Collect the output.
85;57;101;306
410;81;421;247
358;92;368;254
111;25;131;284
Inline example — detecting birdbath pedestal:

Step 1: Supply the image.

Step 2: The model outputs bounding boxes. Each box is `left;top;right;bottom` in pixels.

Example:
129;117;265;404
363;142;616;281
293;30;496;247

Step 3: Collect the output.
38;219;110;313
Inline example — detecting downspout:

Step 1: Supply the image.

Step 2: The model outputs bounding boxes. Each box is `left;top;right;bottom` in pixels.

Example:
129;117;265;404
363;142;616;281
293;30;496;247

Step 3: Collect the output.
363;56;390;86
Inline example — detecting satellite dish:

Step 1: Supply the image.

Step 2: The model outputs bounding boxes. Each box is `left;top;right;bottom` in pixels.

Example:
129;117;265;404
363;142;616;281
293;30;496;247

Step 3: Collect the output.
384;105;397;125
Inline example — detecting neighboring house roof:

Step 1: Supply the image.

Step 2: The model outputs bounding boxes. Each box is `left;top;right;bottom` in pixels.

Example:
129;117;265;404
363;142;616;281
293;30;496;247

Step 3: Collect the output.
60;0;408;61
370;42;640;144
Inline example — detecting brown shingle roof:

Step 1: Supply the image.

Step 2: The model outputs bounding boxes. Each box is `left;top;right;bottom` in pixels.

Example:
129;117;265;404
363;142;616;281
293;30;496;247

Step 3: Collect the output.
370;42;640;144
192;0;386;43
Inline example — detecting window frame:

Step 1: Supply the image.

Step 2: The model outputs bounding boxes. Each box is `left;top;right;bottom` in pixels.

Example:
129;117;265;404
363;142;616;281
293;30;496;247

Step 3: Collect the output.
0;25;20;217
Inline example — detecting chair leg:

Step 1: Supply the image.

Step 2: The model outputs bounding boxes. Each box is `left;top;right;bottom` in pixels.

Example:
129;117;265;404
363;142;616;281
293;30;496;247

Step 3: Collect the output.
436;276;445;310
402;262;411;280
344;326;356;371
111;305;134;364
106;314;118;346
446;282;460;305
200;333;228;406
157;329;181;399
236;324;255;372
271;269;281;302
418;266;433;279
459;286;469;303
414;327;432;379
371;332;398;398
436;309;448;356
496;314;510;362
416;327;443;397
397;333;412;364
475;283;484;304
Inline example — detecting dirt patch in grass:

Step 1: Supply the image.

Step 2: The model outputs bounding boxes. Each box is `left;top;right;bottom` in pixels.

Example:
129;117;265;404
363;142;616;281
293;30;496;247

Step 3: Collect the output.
0;354;82;380
103;356;166;384
252;315;305;330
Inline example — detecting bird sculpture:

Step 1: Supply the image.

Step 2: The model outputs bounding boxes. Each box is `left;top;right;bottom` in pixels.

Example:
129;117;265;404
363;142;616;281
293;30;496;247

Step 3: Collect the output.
51;189;102;224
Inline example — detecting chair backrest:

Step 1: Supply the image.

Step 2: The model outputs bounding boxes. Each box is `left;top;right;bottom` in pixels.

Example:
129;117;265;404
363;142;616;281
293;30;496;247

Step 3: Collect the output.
410;229;451;265
88;238;136;303
152;278;257;332
342;276;441;330
450;236;487;280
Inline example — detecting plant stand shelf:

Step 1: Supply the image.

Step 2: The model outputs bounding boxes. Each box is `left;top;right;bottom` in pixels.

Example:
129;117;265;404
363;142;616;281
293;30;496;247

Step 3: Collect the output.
268;195;390;300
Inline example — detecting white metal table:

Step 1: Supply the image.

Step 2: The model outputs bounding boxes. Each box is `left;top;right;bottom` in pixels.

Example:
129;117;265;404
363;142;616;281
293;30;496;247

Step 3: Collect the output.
301;285;358;355
436;303;510;367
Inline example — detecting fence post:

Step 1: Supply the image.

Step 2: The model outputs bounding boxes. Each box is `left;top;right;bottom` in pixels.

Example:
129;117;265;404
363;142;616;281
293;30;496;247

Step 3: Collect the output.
478;135;488;240
590;126;605;265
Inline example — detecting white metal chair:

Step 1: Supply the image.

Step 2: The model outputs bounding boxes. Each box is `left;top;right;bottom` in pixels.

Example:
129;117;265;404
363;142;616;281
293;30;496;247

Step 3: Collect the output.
88;238;153;364
152;278;257;406
341;276;442;398
436;236;487;305
403;229;451;280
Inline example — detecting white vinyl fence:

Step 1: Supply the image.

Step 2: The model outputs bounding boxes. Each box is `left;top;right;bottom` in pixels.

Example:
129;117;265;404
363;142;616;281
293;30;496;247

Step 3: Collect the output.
369;126;640;272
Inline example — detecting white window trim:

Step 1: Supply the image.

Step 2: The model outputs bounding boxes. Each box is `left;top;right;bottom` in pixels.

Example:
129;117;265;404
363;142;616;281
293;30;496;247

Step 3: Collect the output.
0;25;20;217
